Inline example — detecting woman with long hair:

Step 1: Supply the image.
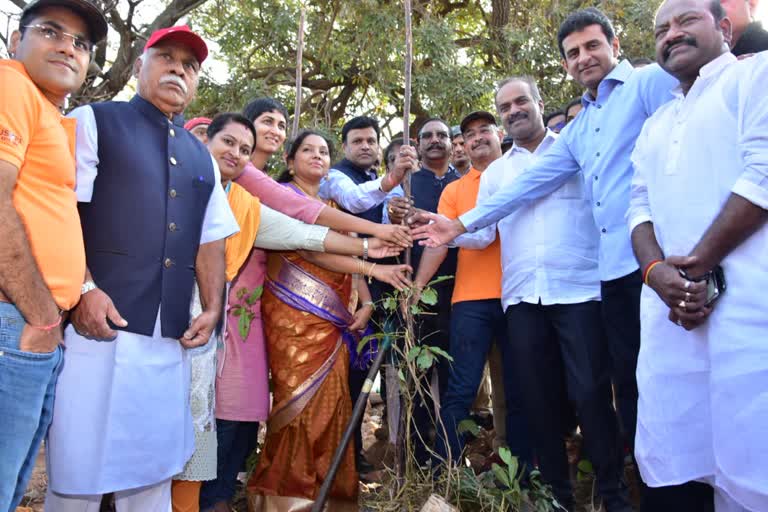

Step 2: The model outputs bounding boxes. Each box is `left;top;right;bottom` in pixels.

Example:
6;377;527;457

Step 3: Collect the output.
247;130;387;511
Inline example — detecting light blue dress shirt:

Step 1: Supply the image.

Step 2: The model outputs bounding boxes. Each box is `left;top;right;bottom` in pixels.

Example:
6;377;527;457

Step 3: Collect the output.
459;60;678;281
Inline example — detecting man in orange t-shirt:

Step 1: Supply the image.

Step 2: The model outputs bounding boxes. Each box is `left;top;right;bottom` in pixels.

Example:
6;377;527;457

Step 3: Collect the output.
413;111;532;467
0;0;106;509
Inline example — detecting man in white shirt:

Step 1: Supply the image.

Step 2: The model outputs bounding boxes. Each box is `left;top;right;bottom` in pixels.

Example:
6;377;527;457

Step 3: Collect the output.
629;0;768;510
458;76;628;512
44;26;239;511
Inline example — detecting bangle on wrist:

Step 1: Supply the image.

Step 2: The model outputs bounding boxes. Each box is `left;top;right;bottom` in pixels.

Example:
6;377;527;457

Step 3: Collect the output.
643;259;663;285
362;238;369;260
361;300;375;309
367;262;377;283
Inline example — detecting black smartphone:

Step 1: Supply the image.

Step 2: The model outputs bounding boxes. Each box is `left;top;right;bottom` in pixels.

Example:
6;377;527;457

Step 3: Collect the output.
705;265;726;306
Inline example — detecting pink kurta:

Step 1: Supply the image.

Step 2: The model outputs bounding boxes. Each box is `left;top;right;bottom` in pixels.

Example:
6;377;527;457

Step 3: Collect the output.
215;163;325;421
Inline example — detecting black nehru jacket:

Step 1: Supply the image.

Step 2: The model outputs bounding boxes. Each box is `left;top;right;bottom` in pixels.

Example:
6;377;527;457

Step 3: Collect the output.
732;21;768;56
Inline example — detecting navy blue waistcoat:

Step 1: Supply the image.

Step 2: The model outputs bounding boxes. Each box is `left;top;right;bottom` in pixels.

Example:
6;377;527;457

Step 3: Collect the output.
331;158;384;224
79;95;215;338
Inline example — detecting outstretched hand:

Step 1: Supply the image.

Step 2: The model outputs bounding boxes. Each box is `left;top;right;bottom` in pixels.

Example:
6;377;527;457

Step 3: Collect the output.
409;212;466;248
371;264;413;291
373;223;412;248
368;237;404;258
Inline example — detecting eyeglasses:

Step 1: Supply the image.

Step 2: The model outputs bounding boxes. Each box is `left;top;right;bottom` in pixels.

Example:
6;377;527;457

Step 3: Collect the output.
23;24;93;54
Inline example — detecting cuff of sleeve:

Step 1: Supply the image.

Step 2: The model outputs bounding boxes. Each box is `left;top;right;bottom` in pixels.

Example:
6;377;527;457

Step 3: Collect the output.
458;210;481;233
628;213;653;234
733;177;768;210
0;150;23;170
306;225;330;252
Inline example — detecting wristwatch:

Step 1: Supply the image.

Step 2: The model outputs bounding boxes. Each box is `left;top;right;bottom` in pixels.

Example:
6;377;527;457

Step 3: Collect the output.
81;280;98;295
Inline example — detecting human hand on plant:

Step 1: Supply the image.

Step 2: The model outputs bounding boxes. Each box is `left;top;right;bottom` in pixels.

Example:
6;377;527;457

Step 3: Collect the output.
372;223;412;248
371;264;412;291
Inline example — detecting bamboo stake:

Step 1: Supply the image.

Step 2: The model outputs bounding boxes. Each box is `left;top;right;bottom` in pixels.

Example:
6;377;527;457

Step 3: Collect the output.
396;0;415;485
292;8;306;139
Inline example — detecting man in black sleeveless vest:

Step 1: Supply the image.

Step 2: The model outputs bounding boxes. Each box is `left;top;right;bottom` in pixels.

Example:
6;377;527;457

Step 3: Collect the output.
45;26;238;511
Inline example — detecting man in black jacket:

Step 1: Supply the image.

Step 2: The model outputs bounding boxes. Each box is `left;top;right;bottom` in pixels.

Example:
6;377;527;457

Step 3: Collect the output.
722;0;768;54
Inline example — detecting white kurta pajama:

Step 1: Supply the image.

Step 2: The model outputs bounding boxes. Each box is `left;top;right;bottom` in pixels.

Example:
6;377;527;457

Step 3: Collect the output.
45;106;238;500
628;51;768;511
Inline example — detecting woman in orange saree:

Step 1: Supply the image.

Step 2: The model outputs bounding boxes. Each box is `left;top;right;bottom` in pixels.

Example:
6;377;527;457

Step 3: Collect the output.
248;131;409;512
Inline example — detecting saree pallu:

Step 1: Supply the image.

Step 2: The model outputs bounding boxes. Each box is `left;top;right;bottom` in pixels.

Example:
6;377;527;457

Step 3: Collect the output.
248;254;359;512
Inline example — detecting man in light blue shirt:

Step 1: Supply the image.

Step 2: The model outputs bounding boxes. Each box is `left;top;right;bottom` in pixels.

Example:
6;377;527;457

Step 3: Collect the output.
413;7;678;495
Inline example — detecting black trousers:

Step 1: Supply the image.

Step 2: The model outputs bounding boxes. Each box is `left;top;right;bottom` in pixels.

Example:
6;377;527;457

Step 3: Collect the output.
506;300;625;508
600;270;642;452
642;481;714;512
410;281;453;465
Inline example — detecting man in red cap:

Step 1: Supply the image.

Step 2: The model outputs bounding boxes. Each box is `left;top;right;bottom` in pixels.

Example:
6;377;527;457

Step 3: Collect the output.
185;116;212;142
44;25;238;511
0;1;106;509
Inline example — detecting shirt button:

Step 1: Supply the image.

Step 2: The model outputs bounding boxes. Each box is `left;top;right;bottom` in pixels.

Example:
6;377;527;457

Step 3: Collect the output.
596;201;601;206
169;222;177;232
594;176;599;181
164;258;173;268
169;189;177;198
170;128;176;137
596;152;601;157
601;228;607;233
170;157;177;165
596;104;602;109
595;128;600;132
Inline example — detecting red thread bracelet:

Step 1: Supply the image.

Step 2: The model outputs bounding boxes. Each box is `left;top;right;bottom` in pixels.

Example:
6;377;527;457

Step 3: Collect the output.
29;314;63;332
643;259;663;285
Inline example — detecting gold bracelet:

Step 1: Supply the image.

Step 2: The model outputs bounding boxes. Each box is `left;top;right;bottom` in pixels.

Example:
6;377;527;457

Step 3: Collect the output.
367;262;377;283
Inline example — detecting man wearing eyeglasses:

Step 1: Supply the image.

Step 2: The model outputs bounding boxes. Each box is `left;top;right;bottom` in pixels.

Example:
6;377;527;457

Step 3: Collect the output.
0;1;106;510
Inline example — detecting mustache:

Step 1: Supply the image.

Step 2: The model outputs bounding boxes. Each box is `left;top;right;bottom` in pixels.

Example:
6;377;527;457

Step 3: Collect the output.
159;74;188;94
426;142;446;151
471;140;489;150
505;112;528;125
663;36;697;60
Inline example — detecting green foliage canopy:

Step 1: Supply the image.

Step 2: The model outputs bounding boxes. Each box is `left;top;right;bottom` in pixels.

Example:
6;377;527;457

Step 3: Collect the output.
190;0;662;138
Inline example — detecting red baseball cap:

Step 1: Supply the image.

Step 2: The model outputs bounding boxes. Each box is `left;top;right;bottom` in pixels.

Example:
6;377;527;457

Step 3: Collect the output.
184;117;212;131
144;25;208;64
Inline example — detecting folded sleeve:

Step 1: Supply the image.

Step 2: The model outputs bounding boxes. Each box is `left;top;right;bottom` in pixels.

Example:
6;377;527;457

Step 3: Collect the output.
0;65;37;169
734;53;768;210
200;155;240;244
67;105;99;202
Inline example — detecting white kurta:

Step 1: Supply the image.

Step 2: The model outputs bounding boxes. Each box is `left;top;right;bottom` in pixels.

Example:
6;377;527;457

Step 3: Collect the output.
628;51;768;511
46;105;239;494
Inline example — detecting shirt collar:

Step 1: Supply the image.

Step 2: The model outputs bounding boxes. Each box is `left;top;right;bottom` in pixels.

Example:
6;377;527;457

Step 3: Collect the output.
581;59;634;107
130;94;186;127
507;128;558;158
670;51;736;98
418;165;452;180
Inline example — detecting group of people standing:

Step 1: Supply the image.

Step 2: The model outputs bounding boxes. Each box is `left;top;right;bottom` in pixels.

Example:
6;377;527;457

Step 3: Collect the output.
1;0;767;512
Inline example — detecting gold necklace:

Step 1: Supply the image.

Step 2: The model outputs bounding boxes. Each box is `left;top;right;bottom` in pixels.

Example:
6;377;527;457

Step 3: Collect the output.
291;179;319;199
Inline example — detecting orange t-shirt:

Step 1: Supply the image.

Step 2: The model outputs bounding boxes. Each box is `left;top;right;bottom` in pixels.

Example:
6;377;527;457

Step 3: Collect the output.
438;167;502;304
0;60;85;310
